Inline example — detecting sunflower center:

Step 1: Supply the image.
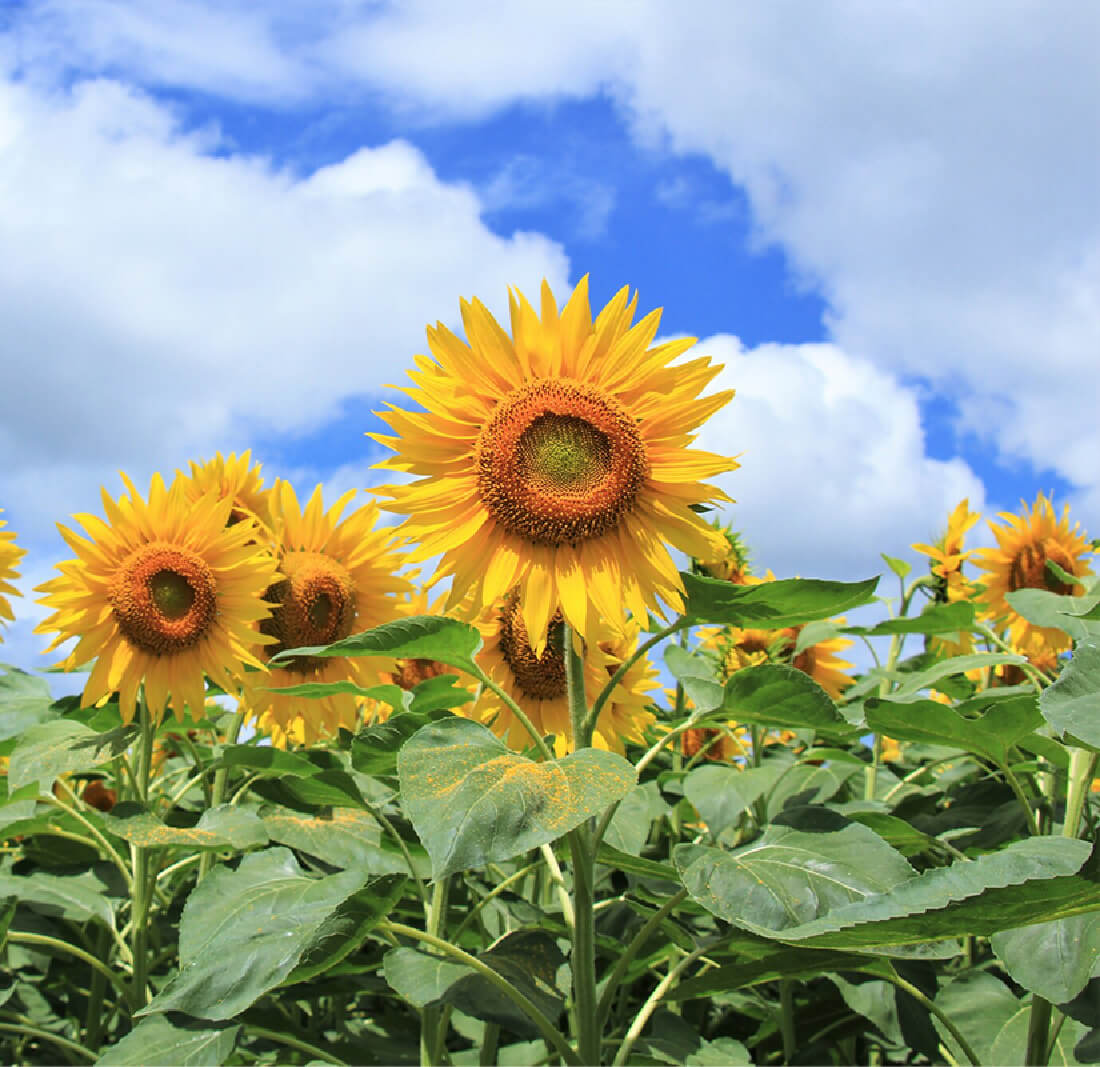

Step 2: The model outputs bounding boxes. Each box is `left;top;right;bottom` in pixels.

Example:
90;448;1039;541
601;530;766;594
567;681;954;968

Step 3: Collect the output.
391;658;451;691
262;552;357;673
1008;539;1077;595
476;379;649;547
497;592;567;700
109;543;217;656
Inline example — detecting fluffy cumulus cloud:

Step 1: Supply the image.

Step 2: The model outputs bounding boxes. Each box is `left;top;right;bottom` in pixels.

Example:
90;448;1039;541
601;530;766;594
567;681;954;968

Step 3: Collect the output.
25;1;1096;519
699;336;987;582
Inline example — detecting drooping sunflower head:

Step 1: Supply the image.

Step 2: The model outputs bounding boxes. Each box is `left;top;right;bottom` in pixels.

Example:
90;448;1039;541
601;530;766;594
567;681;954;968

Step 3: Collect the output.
181;451;275;534
973;493;1094;651
692;524;755;584
372;276;737;651
246;482;411;747
35;473;278;725
466;591;657;755
0;510;27;637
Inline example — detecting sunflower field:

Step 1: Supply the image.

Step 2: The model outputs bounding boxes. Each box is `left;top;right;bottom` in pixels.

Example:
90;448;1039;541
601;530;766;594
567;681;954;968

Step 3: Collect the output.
3;279;1100;1066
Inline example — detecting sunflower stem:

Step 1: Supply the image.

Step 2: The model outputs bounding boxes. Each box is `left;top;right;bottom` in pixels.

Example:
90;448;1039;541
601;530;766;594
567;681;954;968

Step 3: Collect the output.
1064;748;1098;839
129;692;157;1012
197;704;246;883
473;668;555;762
420;875;451;1066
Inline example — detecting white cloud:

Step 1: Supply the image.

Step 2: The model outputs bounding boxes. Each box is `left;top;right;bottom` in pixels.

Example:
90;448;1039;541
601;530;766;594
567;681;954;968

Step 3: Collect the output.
0;67;571;672
33;1;1093;526
698;336;987;582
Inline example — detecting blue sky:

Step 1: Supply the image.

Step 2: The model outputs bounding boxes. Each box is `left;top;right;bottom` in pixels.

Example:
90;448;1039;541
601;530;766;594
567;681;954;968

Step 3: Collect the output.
1;2;1097;680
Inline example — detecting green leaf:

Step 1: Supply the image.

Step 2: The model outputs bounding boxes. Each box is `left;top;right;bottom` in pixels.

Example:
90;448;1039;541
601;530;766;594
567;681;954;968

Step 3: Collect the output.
675;817;916;935
249;769;367;811
444;930;566;1038
286;874;407;984
844;811;947;859
270;614;483;675
0;782;40;833
262;809;428;877
720;664;847;730
681;573;880;627
1006;586;1100;644
845;601;976;637
766;761;860;818
685;1037;752;1065
140;848;376;1019
383;946;471;1008
104;805;269;851
399;717;636;879
8;719;124;795
664;645;723;712
678;826;1091;948
992;912;1100;1005
351;706;456;778
933;972;1022;1067
683;763;786;836
95;1015;240;1066
865;693;1043;765
0;666;57;742
1041;642;1100;746
990;1004;1087;1066
0;867;118;925
595;843;679;884
882;554;912;579
883;652;1025;699
211;745;322;778
408;674;475;714
603;782;668;855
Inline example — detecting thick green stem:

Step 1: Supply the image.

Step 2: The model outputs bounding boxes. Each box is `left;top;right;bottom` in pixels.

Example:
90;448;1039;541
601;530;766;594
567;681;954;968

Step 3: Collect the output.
420;876;452;1066
479;1021;500;1066
129;694;157;1012
1064;748;1098;839
82;925;110;1050
779;978;796;1064
197;705;246;883
568;829;600;1065
474;668;556;762
380;922;581;1066
1026;995;1053;1066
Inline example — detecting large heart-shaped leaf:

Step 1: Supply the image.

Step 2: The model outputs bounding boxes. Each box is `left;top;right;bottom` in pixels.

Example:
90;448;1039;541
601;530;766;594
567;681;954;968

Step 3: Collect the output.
683;763;787;837
140;848;390;1019
992;912;1100;1005
681;573;879;627
721;664;847;730
399;718;636;879
8;719;126;794
104;805;269;851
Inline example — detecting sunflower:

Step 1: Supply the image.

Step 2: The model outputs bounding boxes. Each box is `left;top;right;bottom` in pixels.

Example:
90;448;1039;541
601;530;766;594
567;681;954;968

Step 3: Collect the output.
972;493;1094;652
467;590;658;756
681;724;749;763
0;510;26;638
246;482;410;747
36;473;277;725
181;451;274;534
693;524;757;585
704;621;854;701
372;276;737;652
913;498;980;598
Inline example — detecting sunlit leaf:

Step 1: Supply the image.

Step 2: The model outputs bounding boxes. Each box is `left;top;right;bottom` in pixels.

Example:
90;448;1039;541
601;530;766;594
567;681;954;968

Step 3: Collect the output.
399;717;636;879
0;665;57;742
104;804;269;851
681;573;879;627
383;946;470;1008
683;763;786;836
1041;642;1100;747
844;601;975;637
96;1014;240;1066
8;719;126;795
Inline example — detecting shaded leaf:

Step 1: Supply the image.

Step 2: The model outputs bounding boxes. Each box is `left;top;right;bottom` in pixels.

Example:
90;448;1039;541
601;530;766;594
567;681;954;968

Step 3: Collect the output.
664;646;723;712
675;949;891;1000
683;763;785;836
883;652;1025;698
1006;587;1100;644
0;867;117;925
445;930;566;1038
96;1014;240;1066
603;781;668;856
933;971;1020;1067
992;912;1100;1005
685;1037;752;1065
399;717;635;879
351;706;456;777
681;573;879;627
140;848;375;1019
383;946;470;1009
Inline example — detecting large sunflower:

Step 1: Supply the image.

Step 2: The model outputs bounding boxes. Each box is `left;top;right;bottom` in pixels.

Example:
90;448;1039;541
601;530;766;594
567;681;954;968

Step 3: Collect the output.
0;510;26;638
372;277;737;652
468;590;658;756
972;493;1094;652
36;474;277;724
246;483;411;747
181;451;275;534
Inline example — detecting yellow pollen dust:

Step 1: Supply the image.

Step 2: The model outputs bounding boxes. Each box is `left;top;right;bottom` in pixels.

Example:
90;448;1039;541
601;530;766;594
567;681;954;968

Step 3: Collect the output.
477;379;648;547
109;543;217;656
262;552;357;673
1009;539;1077;595
497;592;567;700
